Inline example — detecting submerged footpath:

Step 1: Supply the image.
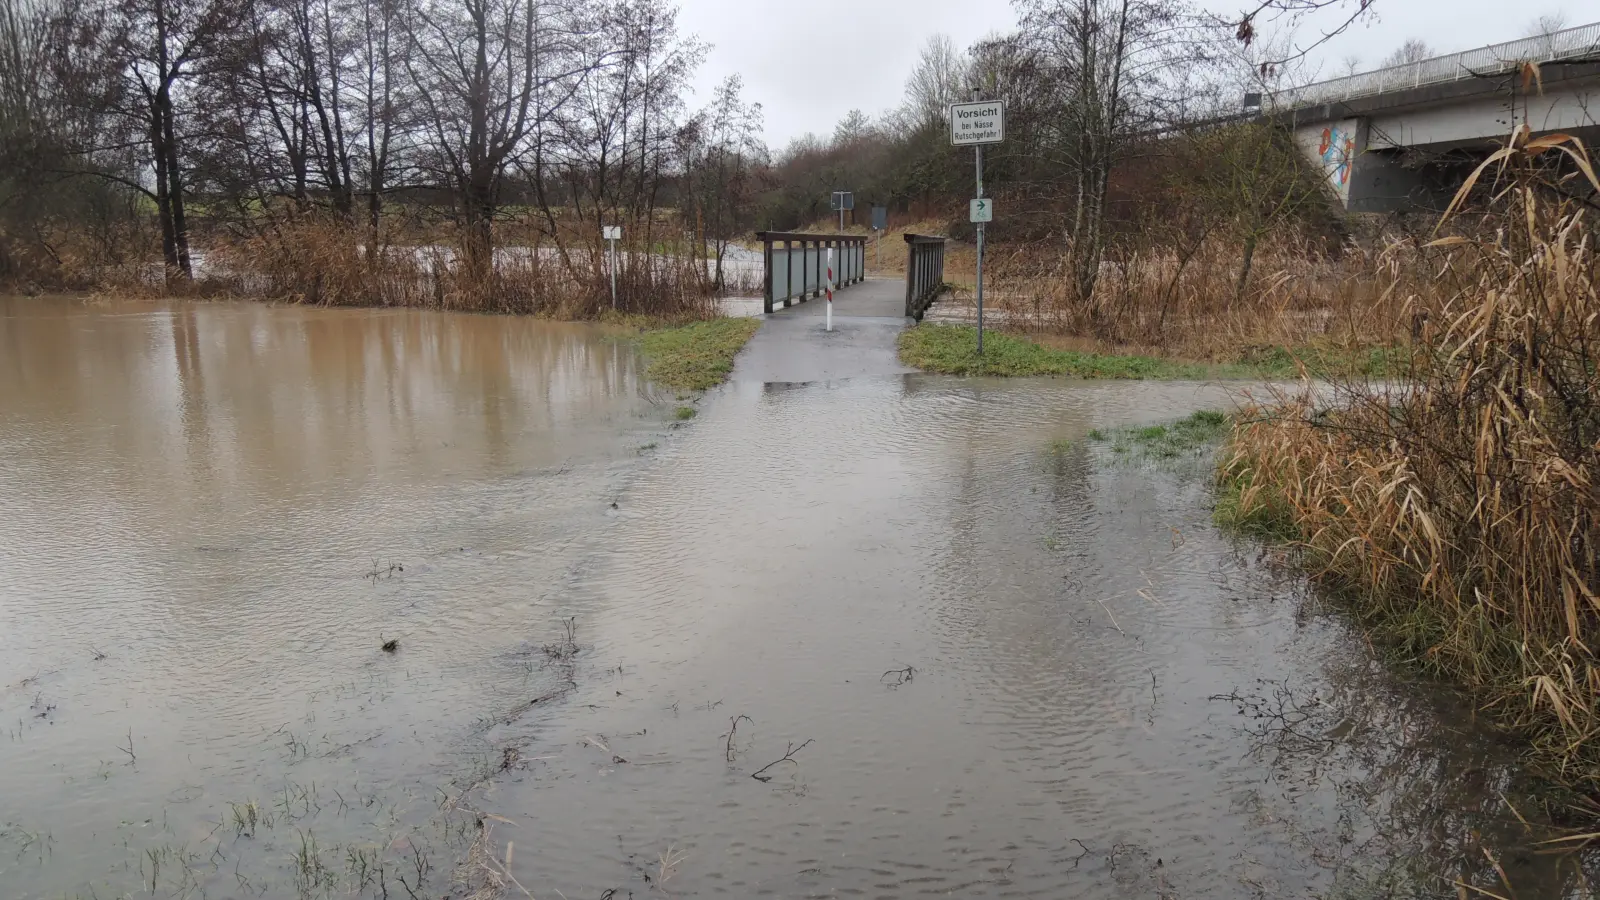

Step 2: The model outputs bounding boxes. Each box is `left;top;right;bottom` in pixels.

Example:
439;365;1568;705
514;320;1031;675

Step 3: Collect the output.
461;282;1597;899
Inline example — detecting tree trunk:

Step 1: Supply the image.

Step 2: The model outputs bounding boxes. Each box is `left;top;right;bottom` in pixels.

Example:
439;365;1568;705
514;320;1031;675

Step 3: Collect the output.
1072;159;1106;311
1235;232;1258;305
151;85;191;282
152;123;178;277
367;172;383;232
163;104;192;280
461;172;494;296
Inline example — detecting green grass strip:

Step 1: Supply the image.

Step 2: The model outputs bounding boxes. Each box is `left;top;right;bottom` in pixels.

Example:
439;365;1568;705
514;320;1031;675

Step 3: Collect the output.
637;318;760;391
899;324;1402;380
899;324;1223;379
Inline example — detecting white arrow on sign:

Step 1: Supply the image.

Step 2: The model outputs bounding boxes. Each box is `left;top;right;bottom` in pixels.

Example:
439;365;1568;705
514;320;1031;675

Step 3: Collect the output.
969;198;993;223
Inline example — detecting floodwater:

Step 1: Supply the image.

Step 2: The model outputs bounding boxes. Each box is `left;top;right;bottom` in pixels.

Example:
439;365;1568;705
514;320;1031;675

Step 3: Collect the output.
1;295;1594;899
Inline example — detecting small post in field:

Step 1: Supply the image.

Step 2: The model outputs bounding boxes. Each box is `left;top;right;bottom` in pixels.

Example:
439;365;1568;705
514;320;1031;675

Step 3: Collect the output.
602;225;622;309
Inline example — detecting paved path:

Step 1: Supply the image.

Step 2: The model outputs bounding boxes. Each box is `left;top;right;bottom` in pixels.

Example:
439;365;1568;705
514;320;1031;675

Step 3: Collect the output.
767;276;906;318
731;278;913;383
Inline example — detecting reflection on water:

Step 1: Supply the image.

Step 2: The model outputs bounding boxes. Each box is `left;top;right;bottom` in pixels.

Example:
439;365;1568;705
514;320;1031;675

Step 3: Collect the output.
0;296;662;898
2;296;1594;899
483;373;1598;899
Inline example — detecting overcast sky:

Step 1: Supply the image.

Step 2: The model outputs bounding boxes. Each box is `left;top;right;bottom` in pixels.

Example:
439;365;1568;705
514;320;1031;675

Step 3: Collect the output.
673;0;1581;149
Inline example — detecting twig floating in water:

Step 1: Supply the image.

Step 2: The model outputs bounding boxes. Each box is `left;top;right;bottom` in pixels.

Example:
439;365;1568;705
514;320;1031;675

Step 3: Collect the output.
1095;597;1125;634
722;715;753;762
118;728;136;765
880;666;915;687
751;739;814;782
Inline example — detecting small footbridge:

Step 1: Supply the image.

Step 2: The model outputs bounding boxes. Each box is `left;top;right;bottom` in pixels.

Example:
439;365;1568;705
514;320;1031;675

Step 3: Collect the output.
755;232;948;320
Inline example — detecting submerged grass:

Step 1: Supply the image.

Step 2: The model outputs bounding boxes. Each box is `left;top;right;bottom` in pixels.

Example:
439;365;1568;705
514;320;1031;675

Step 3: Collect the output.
637;318;760;391
1088;410;1230;460
900;324;1401;380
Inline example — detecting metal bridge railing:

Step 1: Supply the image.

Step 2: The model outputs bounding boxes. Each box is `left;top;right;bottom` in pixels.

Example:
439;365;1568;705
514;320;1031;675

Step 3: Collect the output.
1269;20;1600;109
903;234;945;321
757;232;867;314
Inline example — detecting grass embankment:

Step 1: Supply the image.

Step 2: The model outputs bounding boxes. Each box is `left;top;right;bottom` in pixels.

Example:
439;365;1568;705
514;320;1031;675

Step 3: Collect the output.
636;318;759;391
899;323;1395;380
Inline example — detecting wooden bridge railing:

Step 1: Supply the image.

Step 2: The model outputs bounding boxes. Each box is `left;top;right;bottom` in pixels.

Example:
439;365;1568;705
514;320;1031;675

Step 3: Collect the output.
904;234;946;320
756;232;867;314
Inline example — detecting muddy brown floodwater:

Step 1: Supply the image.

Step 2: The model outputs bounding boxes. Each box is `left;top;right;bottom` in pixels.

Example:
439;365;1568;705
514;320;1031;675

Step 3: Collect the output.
1;295;1595;899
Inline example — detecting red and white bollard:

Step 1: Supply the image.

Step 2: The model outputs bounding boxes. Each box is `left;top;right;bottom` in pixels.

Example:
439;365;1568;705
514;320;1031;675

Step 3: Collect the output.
825;249;834;332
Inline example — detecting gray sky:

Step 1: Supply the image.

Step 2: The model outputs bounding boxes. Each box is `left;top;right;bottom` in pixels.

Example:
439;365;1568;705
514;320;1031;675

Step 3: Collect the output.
674;0;1580;149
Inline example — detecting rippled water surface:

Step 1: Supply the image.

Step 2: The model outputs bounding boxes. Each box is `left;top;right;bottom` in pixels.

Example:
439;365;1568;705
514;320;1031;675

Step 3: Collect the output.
1;295;1593;899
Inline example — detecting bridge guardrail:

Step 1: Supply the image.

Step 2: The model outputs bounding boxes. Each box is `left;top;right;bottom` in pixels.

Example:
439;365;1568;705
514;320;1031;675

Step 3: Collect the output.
904;234;945;321
1270;20;1600;109
756;232;866;314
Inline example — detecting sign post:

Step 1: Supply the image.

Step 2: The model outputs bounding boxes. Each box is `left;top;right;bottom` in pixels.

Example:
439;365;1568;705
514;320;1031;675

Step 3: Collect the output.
949;94;1004;354
830;191;854;232
602;225;622;309
871;205;887;271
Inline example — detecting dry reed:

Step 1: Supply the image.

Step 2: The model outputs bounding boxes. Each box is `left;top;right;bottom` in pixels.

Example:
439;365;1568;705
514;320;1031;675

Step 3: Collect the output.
1219;128;1600;786
951;236;1417;360
199;214;726;319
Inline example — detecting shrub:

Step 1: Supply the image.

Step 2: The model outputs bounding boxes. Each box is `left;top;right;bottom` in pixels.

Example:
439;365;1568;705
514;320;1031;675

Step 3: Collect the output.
1218;129;1600;785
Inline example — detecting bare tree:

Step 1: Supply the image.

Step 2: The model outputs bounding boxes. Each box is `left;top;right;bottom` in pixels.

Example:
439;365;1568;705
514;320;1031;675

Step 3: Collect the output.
405;0;590;286
1015;0;1191;308
81;0;241;281
1191;122;1322;302
0;1;47;152
831;108;873;148
354;0;404;234
1232;0;1376;72
1380;37;1432;69
285;0;356;216
1524;11;1570;57
1525;11;1569;37
898;34;966;131
680;74;763;290
0;0;52;277
552;0;696;268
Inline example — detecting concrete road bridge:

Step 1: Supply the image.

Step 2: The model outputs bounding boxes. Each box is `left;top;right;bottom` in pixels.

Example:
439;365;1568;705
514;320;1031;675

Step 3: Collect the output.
1271;21;1600;212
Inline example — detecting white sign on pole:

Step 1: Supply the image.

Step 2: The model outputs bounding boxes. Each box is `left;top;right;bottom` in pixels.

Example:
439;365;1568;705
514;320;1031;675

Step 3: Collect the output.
603;225;621;309
969;198;993;223
948;100;1005;146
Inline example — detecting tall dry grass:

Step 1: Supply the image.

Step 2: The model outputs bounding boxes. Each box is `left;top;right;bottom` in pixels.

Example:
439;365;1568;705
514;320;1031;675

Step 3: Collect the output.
1219;128;1600;785
200;215;725;319
974;236;1415;357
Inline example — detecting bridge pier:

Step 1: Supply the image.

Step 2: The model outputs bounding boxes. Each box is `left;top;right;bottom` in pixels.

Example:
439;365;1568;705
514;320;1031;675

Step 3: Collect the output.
1293;117;1463;214
1275;24;1600;214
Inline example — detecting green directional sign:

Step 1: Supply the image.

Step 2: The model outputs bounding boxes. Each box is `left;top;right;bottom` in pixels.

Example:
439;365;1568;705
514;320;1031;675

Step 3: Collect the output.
969;198;993;223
